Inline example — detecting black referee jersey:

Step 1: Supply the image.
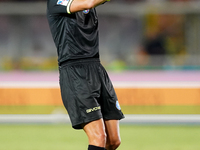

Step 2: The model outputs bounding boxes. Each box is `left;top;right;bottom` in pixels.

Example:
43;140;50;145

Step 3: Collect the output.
47;0;100;65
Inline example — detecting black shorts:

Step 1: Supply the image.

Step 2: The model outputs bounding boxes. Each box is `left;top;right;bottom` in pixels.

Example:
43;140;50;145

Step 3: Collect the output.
59;58;124;129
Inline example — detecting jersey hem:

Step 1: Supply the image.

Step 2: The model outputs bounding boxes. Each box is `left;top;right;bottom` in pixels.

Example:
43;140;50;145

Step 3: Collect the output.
72;116;103;129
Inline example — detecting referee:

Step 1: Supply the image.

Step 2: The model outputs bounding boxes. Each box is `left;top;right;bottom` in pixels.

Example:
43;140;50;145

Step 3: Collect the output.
47;0;124;150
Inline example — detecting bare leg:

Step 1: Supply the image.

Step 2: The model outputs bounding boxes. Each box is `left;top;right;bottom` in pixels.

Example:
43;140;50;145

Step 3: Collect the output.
104;120;121;150
83;118;107;148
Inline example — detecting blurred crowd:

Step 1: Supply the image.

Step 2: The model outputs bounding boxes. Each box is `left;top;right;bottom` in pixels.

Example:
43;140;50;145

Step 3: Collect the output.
0;0;199;71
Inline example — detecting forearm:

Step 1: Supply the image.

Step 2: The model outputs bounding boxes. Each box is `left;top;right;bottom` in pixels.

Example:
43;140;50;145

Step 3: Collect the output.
70;0;108;13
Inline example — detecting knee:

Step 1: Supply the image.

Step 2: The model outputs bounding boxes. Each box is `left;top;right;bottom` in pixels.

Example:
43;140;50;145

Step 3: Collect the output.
98;132;107;143
112;139;121;149
91;132;107;146
107;138;121;150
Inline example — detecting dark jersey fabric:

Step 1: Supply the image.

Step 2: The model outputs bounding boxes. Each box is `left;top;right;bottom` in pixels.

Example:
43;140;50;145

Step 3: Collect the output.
47;0;99;65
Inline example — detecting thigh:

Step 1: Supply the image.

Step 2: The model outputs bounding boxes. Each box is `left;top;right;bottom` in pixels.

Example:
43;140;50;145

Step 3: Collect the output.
104;120;121;143
83;118;106;147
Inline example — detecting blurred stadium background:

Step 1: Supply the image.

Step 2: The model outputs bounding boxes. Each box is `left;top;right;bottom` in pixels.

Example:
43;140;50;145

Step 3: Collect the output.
0;0;200;150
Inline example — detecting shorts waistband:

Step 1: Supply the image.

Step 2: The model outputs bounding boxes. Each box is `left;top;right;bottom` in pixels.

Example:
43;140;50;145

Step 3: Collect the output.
59;58;100;67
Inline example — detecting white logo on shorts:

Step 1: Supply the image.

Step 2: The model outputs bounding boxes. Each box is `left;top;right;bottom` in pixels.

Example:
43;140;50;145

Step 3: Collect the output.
86;106;101;113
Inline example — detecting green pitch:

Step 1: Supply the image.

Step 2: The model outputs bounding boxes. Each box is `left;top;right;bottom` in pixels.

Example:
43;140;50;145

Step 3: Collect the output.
0;124;200;150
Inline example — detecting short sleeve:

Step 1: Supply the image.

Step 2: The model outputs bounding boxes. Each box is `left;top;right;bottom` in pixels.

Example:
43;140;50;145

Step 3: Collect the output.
47;0;73;14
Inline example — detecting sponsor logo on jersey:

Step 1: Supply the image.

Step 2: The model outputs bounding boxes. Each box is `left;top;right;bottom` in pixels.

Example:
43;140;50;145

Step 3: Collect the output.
83;9;90;14
86;106;100;113
116;101;121;110
57;0;69;6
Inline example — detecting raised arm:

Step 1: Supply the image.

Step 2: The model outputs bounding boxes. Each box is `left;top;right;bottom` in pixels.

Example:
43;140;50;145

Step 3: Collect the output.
47;0;109;15
69;0;109;13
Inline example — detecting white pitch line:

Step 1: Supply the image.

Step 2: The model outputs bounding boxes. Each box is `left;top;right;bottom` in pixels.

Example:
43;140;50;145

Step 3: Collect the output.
0;114;70;124
121;114;200;124
0;114;200;124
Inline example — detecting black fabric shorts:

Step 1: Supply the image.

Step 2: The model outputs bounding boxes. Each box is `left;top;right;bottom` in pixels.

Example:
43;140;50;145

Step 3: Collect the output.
59;58;124;129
